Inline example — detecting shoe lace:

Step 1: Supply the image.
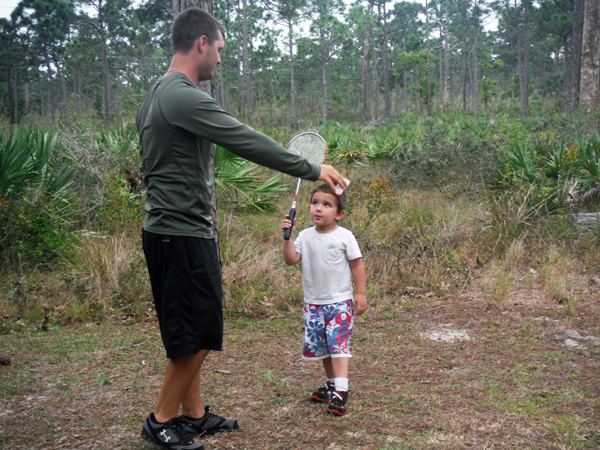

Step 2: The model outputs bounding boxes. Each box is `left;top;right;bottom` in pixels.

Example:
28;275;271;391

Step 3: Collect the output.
168;418;195;444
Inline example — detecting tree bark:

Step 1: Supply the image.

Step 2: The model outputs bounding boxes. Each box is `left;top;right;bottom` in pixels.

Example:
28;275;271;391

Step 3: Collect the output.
288;20;298;130
372;40;380;122
425;0;432;117
242;0;253;123
379;3;391;117
43;47;57;125
520;16;529;119
572;0;583;108
580;0;600;106
361;14;370;111
6;68;14;125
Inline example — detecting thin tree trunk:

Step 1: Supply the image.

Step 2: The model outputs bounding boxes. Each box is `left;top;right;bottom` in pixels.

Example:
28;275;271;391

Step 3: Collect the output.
425;0;432;116
541;46;547;96
403;71;408;111
572;0;583;108
580;0;600;106
444;19;450;108
380;3;391;117
100;22;111;120
288;20;298;130
12;69;17;124
24;82;29;115
462;50;467;112
361;17;370;111
43;47;57;125
372;40;380;122
7;68;14;125
242;0;253;123
520;18;529;119
473;8;479;121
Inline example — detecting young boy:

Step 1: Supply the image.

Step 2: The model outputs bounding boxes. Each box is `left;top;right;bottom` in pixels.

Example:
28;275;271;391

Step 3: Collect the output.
282;184;367;416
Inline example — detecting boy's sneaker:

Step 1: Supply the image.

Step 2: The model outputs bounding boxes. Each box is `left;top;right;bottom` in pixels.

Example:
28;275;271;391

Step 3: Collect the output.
141;413;203;449
310;381;335;403
179;406;239;438
327;390;349;416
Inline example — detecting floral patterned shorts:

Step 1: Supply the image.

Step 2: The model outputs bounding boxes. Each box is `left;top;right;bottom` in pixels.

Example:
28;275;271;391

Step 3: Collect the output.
302;300;354;360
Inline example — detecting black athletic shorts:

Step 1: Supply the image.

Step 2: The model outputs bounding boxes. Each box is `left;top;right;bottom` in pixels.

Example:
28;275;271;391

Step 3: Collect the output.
142;230;223;358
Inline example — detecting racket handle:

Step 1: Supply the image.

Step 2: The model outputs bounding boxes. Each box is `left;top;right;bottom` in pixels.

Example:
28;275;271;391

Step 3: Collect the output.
284;207;296;240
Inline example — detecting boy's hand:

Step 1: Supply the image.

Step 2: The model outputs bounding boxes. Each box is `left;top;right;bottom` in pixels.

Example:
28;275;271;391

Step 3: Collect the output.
282;215;297;235
354;293;368;316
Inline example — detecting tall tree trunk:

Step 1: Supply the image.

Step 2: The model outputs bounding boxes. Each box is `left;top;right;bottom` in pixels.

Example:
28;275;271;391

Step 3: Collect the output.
12;69;17;124
100;16;111;121
462;49;467;112
242;0;253;123
6;68;14;125
319;0;329;127
572;0;583;108
439;24;443;107
361;16;370;111
541;46;547;96
380;3;391;117
425;0;432;116
43;47;57;125
580;0;600;106
288;20;298;130
372;40;380;122
403;71;408;111
473;9;479;121
444;19;450;108
24;82;29;115
521;19;529;119
565;35;573;112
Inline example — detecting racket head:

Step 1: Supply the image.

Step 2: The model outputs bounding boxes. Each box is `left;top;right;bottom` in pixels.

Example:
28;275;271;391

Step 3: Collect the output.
285;132;328;166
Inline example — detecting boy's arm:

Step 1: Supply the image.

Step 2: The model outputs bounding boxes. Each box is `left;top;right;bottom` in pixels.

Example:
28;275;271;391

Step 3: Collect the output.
349;257;367;316
282;216;302;265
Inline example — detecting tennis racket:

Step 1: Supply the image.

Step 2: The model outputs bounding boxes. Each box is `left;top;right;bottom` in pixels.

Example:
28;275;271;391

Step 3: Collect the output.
283;132;328;240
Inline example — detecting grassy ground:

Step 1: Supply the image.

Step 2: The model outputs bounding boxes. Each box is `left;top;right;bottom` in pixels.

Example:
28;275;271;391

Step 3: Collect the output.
1;268;599;449
1;162;600;449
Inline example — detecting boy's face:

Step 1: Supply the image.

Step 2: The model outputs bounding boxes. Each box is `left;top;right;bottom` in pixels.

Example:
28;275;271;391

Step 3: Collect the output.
309;191;345;232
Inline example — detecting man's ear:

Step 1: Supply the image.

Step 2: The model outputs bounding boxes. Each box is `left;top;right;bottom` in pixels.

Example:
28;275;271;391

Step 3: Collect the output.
196;35;208;52
336;210;346;221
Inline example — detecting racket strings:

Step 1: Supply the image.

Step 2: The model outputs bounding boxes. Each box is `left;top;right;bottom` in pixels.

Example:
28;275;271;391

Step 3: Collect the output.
287;133;327;165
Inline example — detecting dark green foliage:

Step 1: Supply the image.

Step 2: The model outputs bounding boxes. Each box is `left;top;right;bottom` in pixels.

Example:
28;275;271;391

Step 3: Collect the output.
0;129;77;267
391;115;505;197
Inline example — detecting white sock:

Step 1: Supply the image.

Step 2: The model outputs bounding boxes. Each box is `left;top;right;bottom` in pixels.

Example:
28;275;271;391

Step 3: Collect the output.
334;377;348;392
327;378;336;386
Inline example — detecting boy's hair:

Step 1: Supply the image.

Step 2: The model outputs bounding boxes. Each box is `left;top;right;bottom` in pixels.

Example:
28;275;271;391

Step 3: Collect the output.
172;8;226;54
311;184;348;213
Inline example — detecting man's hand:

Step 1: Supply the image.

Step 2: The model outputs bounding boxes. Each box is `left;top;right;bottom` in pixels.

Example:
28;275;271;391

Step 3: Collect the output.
319;165;347;193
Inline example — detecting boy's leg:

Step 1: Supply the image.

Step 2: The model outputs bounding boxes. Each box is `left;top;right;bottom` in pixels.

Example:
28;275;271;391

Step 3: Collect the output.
331;357;349;379
155;350;210;423
322;356;334;379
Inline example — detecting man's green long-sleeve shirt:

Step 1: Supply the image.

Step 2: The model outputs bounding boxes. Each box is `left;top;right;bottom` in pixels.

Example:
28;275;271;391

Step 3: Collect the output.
136;73;320;238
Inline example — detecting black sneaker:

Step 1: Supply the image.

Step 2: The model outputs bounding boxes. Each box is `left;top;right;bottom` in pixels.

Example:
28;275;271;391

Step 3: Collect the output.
141;413;203;449
179;406;239;438
310;381;335;403
327;390;349;416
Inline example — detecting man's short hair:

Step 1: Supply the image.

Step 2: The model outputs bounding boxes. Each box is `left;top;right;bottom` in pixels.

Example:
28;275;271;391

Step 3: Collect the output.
172;8;225;54
311;184;348;213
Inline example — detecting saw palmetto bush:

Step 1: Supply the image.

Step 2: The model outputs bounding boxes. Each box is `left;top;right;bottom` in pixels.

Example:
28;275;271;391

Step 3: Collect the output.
0;129;77;268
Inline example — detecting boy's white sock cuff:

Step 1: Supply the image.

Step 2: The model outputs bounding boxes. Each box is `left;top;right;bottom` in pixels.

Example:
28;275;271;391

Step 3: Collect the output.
334;377;348;392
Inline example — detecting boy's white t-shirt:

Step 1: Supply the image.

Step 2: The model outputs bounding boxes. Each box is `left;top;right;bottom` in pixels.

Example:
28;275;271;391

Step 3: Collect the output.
293;226;362;305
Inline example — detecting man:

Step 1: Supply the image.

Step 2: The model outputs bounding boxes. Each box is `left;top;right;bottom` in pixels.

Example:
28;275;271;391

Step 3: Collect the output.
136;8;347;450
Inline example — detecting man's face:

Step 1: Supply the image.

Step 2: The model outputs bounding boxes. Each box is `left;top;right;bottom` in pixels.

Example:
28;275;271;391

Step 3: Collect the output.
198;30;224;82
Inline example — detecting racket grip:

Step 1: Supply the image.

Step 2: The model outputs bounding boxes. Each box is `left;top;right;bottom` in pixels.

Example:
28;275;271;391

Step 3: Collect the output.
284;207;296;240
